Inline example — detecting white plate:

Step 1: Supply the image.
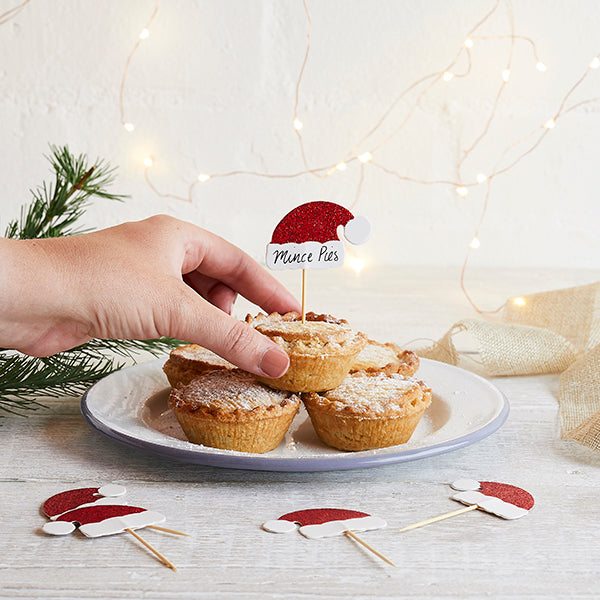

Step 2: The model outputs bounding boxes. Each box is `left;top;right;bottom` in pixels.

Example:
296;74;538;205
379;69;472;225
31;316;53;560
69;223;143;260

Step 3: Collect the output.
81;358;508;472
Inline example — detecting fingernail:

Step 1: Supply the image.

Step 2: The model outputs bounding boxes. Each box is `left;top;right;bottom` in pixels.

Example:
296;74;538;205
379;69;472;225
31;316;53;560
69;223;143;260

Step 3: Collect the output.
259;347;290;378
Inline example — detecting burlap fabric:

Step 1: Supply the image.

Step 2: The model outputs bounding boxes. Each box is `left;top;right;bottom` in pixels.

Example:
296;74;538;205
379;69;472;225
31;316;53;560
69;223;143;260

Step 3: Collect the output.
419;282;600;452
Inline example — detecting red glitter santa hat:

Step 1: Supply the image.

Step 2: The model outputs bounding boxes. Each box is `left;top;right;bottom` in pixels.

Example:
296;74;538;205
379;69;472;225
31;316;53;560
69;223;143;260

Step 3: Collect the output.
262;507;386;539
41;485;165;537
266;201;371;270
450;479;535;519
43;485;128;520
270;201;370;245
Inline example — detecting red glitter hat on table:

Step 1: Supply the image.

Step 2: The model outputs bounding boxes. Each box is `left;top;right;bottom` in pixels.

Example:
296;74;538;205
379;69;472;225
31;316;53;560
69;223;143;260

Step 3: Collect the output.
262;507;386;539
41;485;166;537
450;479;535;519
266;201;371;270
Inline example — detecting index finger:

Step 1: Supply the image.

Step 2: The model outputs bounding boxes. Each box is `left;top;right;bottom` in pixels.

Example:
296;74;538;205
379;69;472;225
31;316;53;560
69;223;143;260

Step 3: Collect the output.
180;222;301;315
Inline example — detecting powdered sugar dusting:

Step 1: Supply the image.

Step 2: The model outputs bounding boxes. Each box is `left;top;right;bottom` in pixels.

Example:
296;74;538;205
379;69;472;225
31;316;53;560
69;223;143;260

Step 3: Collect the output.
354;344;398;369
174;345;233;367
321;373;425;415
174;370;294;411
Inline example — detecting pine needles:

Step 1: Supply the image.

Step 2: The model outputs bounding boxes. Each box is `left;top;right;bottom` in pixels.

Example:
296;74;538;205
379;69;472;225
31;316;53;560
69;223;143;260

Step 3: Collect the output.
0;352;119;415
4;145;126;240
0;339;181;416
1;145;181;416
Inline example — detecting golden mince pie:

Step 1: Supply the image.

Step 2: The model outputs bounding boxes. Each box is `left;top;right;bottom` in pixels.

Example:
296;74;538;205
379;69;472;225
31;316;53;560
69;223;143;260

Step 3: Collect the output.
246;311;367;393
162;344;234;387
302;371;432;451
168;369;300;453
350;339;420;377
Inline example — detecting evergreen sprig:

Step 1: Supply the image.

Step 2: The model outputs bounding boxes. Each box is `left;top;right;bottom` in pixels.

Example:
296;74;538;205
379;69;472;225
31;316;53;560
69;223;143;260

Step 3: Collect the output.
4;144;126;239
1;145;182;416
0;352;121;415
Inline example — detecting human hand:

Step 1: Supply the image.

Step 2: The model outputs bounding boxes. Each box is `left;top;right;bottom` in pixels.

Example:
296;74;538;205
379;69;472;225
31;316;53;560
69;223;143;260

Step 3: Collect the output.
0;215;301;378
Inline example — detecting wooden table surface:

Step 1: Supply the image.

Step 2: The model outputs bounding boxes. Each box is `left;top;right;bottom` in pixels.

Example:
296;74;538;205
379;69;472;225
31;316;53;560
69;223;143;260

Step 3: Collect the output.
2;267;600;599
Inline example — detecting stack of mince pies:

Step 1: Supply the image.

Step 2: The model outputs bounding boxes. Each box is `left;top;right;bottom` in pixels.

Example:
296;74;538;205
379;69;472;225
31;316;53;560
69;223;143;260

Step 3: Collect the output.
165;311;431;454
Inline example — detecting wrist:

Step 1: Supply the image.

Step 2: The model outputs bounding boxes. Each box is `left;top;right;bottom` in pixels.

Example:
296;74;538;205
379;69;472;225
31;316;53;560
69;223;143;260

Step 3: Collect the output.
0;237;87;354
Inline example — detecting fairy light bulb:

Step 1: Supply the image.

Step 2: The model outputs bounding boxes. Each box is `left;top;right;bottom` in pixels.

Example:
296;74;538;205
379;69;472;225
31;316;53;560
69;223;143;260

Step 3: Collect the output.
590;56;600;69
143;156;153;167
336;162;347;171
348;256;365;274
139;28;150;40
536;61;547;72
463;38;474;49
293;118;303;131
456;186;468;197
469;237;480;249
197;173;211;183
123;122;135;132
476;173;487;184
442;71;454;82
544;118;555;129
513;296;526;307
502;69;511;82
358;152;373;163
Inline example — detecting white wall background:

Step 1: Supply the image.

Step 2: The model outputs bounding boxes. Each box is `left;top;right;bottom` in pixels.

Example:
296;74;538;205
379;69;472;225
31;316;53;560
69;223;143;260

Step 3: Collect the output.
1;0;600;270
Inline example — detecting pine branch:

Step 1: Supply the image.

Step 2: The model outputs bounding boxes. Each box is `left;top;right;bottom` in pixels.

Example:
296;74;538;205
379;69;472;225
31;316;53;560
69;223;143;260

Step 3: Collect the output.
0;337;184;416
0;145;184;416
69;337;184;361
0;352;122;415
4;144;126;240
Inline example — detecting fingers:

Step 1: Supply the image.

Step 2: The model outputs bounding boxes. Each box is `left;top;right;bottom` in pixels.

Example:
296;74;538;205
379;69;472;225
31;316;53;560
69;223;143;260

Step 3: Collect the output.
178;222;301;315
167;284;290;378
203;282;237;315
183;271;237;314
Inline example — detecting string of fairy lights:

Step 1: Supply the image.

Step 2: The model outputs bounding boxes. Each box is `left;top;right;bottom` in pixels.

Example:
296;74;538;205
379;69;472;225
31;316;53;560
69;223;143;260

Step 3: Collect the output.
3;0;600;313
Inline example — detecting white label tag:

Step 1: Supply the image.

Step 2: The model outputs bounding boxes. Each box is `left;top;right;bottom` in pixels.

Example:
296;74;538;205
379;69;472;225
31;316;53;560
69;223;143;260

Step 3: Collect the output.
266;241;344;270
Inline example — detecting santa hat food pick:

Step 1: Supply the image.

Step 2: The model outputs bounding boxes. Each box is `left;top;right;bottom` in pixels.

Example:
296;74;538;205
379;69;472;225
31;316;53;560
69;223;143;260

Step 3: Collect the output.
42;484;128;530
266;201;371;270
263;507;394;566
266;201;371;320
449;478;535;519
398;478;535;533
41;486;188;570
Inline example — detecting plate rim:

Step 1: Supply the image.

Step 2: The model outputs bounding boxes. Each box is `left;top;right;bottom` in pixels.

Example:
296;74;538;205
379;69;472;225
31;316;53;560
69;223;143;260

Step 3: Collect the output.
80;358;509;472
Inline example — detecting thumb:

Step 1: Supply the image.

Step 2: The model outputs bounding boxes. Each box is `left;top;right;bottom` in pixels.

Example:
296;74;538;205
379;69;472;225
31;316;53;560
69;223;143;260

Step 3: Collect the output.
170;287;290;379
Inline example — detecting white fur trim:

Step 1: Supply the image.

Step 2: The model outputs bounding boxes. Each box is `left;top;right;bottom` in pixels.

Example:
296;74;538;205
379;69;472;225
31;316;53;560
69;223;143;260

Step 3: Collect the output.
298;516;387;539
451;491;529;520
266;241;344;270
78;510;166;538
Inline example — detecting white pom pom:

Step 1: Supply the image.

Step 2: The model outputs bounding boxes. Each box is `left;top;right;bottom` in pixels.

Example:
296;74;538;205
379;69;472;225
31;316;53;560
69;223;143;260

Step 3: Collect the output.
344;216;371;245
97;484;127;498
451;478;481;491
262;520;298;534
43;521;76;536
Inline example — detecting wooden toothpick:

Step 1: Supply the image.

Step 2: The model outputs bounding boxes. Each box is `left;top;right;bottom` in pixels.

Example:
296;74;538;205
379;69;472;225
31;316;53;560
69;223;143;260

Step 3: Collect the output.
147;524;190;537
126;528;177;570
301;268;306;323
344;530;396;567
398;504;478;533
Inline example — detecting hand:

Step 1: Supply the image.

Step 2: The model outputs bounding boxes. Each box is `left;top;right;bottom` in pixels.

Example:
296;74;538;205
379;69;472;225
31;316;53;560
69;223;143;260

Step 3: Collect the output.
0;215;301;378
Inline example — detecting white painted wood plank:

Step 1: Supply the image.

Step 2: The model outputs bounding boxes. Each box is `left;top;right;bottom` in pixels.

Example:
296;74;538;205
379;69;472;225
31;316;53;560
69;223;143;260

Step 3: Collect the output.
2;267;600;599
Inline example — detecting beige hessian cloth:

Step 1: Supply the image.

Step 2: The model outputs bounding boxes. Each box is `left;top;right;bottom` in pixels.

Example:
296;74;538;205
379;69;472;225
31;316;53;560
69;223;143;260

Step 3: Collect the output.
418;281;600;452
